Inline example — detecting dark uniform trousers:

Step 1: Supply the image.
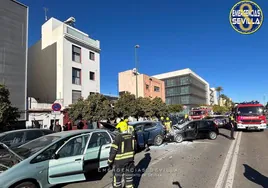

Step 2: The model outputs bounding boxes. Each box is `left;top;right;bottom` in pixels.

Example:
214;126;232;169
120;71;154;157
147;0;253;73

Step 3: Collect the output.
230;120;235;139
108;133;137;188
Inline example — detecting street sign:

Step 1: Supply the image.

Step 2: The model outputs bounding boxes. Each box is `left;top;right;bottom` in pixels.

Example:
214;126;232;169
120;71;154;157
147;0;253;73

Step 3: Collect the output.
52;103;61;111
51;111;61;115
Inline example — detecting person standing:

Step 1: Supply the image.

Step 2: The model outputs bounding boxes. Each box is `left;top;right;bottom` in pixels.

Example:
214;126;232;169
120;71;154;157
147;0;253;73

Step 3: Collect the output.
229;114;235;140
54;121;62;132
77;120;84;129
108;121;136;188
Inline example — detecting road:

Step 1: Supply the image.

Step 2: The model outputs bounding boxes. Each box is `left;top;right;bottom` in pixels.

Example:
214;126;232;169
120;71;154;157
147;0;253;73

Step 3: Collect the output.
61;128;268;188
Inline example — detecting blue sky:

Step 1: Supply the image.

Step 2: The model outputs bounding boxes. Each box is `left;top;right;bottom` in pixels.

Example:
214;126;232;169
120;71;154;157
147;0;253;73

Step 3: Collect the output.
20;0;268;103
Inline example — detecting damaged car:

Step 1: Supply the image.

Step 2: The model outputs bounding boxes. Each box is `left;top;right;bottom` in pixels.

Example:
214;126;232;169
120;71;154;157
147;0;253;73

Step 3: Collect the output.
169;120;219;143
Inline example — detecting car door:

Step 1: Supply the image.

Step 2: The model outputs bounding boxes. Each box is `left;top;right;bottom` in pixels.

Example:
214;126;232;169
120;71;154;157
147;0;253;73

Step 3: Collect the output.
98;132;112;168
196;121;206;138
184;122;198;139
48;134;89;185
134;124;145;148
143;123;157;145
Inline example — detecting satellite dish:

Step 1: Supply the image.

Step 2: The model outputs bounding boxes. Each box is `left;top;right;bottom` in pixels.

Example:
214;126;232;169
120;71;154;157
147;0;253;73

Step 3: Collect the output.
64;17;76;26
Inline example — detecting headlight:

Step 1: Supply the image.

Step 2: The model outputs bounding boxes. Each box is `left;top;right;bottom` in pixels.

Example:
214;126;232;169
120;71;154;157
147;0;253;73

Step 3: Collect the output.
261;120;265;123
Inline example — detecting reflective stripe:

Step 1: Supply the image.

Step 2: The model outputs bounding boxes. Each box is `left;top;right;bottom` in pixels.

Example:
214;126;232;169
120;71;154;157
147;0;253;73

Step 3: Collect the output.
115;151;134;157
108;159;112;163
121;142;124;153
126;185;133;188
115;154;134;160
112;144;118;149
113;176;116;187
132;140;135;150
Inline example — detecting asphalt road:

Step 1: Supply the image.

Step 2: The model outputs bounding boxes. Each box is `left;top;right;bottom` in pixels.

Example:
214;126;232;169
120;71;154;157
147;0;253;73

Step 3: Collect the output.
61;128;268;188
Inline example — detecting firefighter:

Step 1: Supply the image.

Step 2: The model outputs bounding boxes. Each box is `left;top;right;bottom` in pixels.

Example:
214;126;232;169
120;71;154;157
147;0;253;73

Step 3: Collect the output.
108;121;137;188
160;116;165;124
184;113;189;121
124;118;134;135
164;117;172;133
229;113;235;140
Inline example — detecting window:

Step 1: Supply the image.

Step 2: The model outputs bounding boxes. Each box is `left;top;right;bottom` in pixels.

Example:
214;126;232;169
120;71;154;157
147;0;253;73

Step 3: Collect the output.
72;68;81;85
89;71;95;80
89;52;95;61
154;86;160;92
88;132;111;149
58;135;89;158
180;77;190;85
181;96;190;104
144;123;155;130
166;79;176;87
146;84;149;90
72;90;82;104
31;120;43;128
72;45;81;63
2;132;25;147
181;86;189;95
90;92;95;95
25;131;43;141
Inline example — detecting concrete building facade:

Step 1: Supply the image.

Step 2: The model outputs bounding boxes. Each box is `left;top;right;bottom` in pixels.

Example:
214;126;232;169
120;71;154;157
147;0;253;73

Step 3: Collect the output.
28;17;100;108
118;70;165;102
210;88;218;105
0;0;28;123
152;68;209;109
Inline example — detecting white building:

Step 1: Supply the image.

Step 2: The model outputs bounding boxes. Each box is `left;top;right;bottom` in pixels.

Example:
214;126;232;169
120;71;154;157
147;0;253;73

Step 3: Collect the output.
152;68;210;110
28;17;100;108
210;88;218;105
26;97;64;129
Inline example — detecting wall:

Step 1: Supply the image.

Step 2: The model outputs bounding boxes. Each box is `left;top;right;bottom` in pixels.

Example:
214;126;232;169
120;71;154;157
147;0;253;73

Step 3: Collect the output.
0;0;28;120
26;112;64;129
143;74;165;101
28;41;57;103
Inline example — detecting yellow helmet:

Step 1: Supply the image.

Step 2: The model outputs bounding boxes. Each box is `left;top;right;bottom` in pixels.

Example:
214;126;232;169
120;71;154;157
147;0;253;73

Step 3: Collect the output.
160;117;164;120
166;117;170;120
124;119;129;123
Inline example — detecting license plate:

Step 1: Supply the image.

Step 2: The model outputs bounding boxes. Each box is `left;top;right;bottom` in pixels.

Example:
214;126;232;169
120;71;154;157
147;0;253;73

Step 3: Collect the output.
248;126;258;130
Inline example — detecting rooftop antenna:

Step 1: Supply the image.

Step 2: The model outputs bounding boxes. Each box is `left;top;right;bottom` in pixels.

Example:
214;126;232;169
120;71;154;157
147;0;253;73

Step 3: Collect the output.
43;7;48;21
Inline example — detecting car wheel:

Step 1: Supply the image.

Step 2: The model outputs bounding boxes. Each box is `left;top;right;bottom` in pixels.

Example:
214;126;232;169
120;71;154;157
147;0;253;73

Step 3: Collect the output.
154;135;164;146
174;134;183;143
208;131;217;140
13;181;38;188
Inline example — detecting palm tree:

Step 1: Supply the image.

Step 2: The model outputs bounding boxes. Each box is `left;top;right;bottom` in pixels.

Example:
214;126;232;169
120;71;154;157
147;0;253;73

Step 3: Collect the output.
216;86;223;106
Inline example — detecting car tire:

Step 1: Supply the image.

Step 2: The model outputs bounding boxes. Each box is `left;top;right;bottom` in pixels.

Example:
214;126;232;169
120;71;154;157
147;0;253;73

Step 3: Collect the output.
174;134;183;143
13;181;38;188
208;131;217;140
154;135;164;146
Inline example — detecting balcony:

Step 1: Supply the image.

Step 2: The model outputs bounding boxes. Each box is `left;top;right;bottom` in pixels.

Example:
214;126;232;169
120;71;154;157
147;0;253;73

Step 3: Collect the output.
65;26;100;50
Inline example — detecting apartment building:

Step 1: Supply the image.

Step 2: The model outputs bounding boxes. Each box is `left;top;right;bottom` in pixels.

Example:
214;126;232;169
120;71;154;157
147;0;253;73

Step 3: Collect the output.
152;68;210;109
118;70;165;102
210;88;218;105
28;17;100;108
0;0;28;123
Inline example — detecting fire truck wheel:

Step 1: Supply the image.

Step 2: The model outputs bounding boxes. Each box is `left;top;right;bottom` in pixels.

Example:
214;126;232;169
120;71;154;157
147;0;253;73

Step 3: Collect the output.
208;131;217;140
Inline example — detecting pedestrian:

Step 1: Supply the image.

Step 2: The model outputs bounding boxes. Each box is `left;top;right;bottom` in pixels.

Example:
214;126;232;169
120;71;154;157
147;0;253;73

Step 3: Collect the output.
66;121;72;130
77;120;84;129
54;120;62;132
108;121;137;188
229;114;235;140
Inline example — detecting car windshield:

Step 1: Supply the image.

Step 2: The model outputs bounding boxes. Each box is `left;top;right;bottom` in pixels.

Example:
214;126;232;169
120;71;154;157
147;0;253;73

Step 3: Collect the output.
237;106;264;116
190;111;203;115
13;135;61;159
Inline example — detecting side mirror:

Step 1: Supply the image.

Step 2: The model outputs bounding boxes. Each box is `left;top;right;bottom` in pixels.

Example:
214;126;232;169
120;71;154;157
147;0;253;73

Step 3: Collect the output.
52;153;60;159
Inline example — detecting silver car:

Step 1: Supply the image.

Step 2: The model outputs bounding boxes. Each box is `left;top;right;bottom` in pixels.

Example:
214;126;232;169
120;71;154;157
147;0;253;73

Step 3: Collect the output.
0;129;114;188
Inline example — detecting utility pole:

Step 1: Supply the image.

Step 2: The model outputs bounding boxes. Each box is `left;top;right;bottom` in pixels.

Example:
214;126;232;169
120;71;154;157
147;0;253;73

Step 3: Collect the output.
134;45;140;98
43;7;48;21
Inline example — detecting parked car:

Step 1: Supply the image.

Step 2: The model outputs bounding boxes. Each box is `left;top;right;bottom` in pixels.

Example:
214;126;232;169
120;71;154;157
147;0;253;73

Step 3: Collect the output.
204;115;227;127
171;120;219;143
129;121;165;148
0;129;114;188
0;129;54;148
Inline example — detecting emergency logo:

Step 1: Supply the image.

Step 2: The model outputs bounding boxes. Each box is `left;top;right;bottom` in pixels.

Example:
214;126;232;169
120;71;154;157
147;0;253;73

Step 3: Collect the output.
229;0;263;34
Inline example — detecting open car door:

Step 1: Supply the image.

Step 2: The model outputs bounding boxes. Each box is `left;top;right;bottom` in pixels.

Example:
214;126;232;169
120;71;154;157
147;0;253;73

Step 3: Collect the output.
184;122;198;139
48;134;89;185
134;124;145;148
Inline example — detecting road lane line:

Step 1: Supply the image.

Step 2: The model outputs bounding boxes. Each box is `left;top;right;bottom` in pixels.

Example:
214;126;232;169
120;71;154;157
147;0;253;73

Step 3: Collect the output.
214;132;238;188
225;131;242;188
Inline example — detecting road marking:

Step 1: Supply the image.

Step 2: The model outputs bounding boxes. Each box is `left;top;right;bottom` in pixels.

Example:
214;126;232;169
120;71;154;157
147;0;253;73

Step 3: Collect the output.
214;132;239;188
225;131;242;188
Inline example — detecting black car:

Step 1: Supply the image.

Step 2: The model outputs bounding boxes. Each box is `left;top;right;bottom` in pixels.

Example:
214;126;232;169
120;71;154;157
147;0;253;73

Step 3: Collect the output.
204;115;227;127
171;120;219;143
0;129;54;148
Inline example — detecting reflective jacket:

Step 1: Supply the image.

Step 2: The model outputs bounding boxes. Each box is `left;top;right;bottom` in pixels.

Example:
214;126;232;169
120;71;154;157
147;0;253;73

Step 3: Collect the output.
128;125;134;135
108;133;137;166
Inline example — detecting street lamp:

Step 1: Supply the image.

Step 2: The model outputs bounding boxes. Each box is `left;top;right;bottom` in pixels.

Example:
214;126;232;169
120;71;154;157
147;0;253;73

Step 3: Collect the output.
134;45;140;98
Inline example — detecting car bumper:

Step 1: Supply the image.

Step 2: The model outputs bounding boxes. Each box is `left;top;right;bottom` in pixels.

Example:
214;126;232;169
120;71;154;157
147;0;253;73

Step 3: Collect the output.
237;124;266;129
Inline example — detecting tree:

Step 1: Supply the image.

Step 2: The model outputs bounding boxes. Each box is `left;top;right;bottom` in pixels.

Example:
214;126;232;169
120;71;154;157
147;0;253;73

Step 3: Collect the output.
212;105;228;114
151;97;168;118
0;85;20;130
114;92;137;118
68;98;86;121
167;104;183;113
216;86;223;105
135;97;153;117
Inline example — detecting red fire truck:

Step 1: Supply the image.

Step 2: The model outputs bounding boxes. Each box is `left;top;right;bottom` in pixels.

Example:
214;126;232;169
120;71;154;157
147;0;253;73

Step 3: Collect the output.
232;101;267;131
189;106;213;120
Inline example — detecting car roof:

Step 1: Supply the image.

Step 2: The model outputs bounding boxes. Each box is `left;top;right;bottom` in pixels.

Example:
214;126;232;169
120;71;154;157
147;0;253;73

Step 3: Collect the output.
48;129;108;138
0;128;52;136
129;121;157;125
